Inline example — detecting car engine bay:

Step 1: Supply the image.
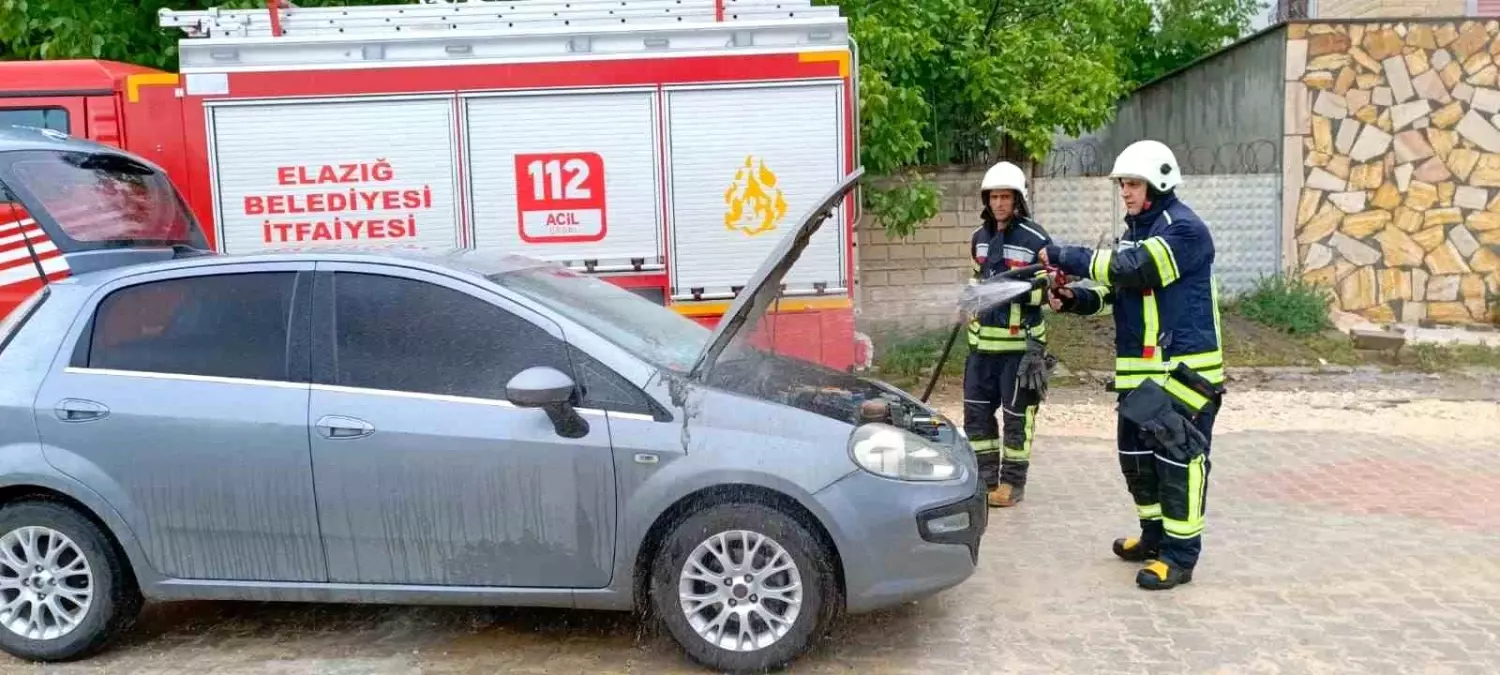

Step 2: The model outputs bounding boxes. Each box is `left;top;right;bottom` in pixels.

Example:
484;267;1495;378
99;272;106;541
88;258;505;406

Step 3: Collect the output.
703;348;958;443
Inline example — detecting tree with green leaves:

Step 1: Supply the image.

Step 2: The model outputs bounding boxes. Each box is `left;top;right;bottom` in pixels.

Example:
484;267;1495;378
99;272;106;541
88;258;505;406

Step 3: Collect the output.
1115;0;1268;90
830;0;1264;237
834;0;1140;236
0;0;394;67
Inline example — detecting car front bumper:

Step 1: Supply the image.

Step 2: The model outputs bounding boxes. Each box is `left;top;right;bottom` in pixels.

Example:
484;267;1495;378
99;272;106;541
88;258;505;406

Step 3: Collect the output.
812;469;988;615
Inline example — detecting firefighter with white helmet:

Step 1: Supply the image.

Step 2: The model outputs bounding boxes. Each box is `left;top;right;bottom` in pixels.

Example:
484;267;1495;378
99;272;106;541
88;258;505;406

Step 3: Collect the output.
963;160;1055;508
1040;139;1227;591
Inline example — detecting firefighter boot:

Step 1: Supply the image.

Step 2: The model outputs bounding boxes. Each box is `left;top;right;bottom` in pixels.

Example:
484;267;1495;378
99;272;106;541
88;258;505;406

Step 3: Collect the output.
988;483;1024;508
1112;536;1159;562
1136;559;1193;590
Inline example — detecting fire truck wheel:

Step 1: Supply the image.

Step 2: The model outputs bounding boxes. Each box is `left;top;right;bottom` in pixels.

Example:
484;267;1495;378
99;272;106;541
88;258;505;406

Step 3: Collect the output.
649;502;839;673
0;500;142;663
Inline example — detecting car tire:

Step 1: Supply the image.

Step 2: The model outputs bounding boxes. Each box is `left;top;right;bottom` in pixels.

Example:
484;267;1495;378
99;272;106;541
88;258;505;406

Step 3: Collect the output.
650;501;840;674
0;500;142;662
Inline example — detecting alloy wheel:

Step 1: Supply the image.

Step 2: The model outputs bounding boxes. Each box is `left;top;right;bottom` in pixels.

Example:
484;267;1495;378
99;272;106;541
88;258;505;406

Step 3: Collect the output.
0;526;94;641
677;529;804;653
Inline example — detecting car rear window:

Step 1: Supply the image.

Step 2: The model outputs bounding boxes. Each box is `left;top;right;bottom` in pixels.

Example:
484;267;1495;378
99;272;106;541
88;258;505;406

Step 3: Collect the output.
1;150;203;248
83;272;299;382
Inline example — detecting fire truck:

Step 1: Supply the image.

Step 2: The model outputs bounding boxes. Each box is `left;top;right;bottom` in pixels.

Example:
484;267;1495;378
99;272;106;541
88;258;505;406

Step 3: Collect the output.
0;0;865;370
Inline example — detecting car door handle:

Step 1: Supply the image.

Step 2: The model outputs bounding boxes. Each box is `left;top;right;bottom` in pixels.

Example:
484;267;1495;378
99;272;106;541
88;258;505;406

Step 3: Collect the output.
316;415;374;440
54;399;109;423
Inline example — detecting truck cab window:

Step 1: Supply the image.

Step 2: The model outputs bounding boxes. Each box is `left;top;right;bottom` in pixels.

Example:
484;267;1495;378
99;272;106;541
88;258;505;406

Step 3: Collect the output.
0;108;69;133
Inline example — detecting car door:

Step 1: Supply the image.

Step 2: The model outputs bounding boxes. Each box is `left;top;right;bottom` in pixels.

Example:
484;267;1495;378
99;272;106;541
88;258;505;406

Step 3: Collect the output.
32;263;328;583
306;262;618;588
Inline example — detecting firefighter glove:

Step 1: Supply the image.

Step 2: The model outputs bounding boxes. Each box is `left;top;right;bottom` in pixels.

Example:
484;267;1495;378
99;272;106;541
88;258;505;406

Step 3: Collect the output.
1117;379;1208;464
1017;335;1053;399
1049;287;1079;313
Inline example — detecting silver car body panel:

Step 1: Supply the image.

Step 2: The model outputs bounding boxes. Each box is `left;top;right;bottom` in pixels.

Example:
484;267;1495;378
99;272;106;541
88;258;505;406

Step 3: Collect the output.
0;174;979;617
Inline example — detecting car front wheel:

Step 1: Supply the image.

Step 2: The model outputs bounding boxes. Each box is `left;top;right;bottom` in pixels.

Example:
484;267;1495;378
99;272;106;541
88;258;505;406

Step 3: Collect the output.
650;502;840;673
0;501;142;662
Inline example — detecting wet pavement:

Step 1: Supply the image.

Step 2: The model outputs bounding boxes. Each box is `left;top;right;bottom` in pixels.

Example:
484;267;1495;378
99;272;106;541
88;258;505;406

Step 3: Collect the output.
2;376;1498;674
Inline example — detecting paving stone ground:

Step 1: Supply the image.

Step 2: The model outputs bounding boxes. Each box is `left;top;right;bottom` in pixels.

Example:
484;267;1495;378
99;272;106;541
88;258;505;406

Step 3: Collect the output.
2;374;1497;675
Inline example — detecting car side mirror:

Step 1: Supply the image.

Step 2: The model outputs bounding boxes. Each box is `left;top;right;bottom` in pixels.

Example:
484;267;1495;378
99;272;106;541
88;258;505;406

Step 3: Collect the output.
506;366;589;439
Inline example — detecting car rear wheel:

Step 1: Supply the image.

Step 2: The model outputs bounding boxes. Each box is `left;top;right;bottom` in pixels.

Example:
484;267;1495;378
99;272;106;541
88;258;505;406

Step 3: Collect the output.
650;502;839;673
0;501;141;662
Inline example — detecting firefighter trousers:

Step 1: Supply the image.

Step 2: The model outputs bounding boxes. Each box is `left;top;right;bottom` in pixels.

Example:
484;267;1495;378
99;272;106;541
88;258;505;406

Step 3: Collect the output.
1115;390;1220;570
963;350;1040;490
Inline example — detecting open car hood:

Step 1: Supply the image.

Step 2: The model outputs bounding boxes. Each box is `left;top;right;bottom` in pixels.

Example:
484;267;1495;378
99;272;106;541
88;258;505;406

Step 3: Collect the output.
686;168;864;381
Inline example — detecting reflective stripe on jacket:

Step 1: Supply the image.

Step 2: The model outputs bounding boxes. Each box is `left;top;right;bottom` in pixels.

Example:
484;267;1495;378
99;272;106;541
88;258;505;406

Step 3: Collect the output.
968;216;1053;354
1051;192;1224;405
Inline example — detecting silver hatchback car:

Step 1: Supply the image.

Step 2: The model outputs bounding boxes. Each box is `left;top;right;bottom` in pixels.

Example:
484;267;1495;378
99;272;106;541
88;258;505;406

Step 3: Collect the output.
0;126;985;672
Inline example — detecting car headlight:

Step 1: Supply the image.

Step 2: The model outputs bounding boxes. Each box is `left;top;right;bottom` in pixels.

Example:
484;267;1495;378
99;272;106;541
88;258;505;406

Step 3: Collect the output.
849;423;963;482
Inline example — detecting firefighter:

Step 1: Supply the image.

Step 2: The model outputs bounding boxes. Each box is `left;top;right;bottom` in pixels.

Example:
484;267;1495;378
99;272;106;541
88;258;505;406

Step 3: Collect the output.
1039;139;1226;591
963;161;1054;509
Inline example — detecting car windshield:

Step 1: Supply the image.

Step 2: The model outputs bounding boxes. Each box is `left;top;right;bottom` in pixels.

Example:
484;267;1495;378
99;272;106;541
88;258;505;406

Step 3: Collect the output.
0;149;205;249
486;264;712;373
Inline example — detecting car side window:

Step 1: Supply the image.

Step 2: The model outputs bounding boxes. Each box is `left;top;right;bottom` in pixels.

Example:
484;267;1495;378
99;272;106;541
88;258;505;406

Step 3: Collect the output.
567;345;660;417
329;272;573;401
81;272;299;382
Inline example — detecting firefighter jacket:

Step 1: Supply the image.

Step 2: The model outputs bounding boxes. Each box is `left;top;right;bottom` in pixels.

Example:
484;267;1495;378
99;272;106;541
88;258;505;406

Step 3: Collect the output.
1047;191;1225;410
968;215;1053;354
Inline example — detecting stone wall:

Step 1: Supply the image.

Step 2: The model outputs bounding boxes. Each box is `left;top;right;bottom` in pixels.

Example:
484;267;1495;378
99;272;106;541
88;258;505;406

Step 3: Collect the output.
855;167;986;337
1286;20;1500;326
1313;0;1466;20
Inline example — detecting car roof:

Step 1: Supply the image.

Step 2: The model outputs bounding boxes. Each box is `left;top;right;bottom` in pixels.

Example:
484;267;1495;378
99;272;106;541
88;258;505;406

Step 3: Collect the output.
56;246;565;291
0;124;128;155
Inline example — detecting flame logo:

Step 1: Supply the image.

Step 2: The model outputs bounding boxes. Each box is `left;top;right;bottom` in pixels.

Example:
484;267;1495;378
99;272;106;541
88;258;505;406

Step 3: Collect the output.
723;155;788;237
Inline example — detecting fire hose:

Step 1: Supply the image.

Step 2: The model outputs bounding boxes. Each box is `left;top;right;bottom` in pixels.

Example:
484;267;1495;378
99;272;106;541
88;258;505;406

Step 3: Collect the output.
918;263;1065;403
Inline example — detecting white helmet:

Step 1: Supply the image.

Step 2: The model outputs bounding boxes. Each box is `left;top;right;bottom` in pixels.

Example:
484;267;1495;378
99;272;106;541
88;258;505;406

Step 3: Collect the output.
979;161;1029;216
1109;139;1182;192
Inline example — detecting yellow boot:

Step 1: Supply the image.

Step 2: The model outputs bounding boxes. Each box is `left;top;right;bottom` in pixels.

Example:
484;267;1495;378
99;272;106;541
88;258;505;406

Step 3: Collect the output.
987;483;1024;508
1136;560;1194;590
1112;537;1159;562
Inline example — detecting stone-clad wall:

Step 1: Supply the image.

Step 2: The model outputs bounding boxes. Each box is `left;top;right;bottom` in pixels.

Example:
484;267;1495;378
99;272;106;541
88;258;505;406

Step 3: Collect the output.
1286;20;1500;326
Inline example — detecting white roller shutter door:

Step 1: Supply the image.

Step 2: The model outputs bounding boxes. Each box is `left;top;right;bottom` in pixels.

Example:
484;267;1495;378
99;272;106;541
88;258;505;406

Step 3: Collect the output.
207;97;462;254
464;90;661;270
665;82;846;298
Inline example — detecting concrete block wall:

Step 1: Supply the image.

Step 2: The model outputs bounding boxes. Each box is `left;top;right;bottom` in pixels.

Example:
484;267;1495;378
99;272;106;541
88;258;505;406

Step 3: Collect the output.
854;167;988;338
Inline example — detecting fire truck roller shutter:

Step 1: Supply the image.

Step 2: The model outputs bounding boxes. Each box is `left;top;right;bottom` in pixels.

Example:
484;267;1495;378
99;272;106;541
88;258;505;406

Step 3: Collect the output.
665;81;846;299
463;90;662;271
206;97;463;254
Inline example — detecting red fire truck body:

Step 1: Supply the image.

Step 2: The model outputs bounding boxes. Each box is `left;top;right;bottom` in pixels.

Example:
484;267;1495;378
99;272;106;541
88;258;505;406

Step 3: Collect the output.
0;0;865;370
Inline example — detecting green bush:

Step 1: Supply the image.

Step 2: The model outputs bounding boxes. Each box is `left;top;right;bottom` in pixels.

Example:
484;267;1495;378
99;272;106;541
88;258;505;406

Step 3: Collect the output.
1228;274;1334;336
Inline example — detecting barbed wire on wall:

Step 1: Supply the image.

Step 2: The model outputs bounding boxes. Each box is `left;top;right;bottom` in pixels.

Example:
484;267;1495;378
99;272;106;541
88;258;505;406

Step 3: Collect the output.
1038;138;1281;179
1276;0;1310;21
